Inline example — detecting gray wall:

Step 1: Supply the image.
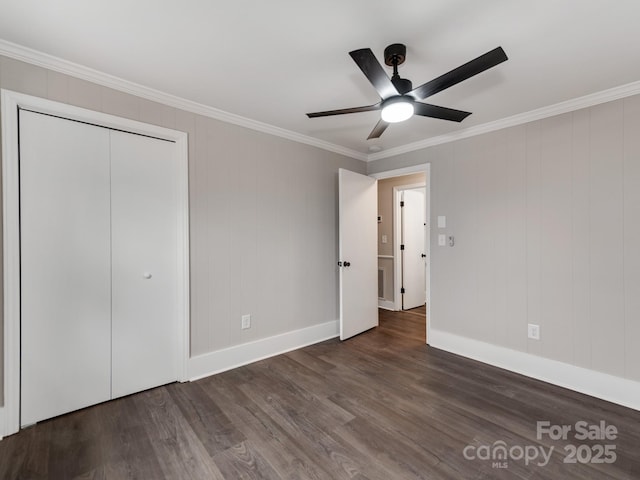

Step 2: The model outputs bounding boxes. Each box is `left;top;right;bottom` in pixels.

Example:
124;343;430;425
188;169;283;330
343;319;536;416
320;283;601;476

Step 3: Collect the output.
0;55;366;404
369;96;640;382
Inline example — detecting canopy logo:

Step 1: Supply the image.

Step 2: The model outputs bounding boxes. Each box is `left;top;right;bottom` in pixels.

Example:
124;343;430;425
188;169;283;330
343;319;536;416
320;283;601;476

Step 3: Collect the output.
463;441;553;469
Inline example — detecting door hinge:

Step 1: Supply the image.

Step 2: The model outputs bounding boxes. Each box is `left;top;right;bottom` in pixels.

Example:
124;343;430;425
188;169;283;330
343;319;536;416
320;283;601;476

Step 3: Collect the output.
400;287;405;294
400;244;405;250
400;201;404;207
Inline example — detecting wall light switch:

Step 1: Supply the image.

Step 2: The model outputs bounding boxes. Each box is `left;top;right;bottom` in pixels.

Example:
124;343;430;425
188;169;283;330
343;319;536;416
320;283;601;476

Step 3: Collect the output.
381;235;388;244
438;234;446;246
437;216;446;228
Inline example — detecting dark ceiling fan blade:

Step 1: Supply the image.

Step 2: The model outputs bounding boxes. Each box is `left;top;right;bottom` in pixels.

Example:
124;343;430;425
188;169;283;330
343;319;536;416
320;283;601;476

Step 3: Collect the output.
410;46;508;100
414;102;472;122
349;48;399;99
306;103;381;118
367;119;390;139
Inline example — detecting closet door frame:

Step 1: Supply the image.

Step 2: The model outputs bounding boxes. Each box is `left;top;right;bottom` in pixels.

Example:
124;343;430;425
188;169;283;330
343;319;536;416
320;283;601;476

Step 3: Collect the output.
1;89;190;437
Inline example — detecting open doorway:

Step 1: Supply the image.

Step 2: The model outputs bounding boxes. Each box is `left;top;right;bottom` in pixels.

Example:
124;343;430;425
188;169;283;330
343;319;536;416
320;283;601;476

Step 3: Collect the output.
372;165;430;343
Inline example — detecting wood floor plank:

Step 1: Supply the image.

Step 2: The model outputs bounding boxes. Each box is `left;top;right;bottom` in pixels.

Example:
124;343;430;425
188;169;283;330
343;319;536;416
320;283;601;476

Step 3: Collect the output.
212;440;282;480
0;423;51;480
201;377;333;480
284;348;337;375
235;380;382;479
132;387;226;479
167;381;246;457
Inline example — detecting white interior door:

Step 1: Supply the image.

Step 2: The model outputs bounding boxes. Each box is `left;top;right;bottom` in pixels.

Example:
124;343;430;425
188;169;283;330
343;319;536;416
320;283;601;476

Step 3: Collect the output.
20;111;112;426
339;168;378;340
402;188;426;310
110;131;179;398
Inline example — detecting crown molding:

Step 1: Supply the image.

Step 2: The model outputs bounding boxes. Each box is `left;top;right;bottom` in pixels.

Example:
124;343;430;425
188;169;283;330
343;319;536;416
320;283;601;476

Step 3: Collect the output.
4;39;639;165
368;80;640;162
0;39;367;162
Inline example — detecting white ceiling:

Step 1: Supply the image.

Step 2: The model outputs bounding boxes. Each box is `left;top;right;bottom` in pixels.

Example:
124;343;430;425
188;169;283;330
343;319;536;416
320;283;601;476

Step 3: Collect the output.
1;0;639;157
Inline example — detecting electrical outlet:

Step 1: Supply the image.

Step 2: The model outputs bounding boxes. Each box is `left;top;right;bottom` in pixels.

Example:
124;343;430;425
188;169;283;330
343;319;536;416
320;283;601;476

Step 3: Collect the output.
527;323;540;340
241;314;251;330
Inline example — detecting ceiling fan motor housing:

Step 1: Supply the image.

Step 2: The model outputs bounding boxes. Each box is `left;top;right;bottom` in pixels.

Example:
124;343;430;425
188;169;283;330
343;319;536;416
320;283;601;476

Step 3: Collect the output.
392;77;413;95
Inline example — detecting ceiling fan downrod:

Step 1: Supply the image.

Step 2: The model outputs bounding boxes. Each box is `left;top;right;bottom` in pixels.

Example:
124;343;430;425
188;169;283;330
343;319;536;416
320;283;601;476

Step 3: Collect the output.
384;43;412;95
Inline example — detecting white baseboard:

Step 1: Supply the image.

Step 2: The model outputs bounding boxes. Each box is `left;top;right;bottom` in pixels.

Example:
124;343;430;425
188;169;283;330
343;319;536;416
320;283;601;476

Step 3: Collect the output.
429;329;640;412
188;320;339;381
378;299;395;311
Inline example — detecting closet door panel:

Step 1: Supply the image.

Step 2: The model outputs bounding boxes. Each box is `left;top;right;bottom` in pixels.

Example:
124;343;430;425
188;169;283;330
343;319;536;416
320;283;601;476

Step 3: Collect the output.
110;131;179;398
20;111;112;426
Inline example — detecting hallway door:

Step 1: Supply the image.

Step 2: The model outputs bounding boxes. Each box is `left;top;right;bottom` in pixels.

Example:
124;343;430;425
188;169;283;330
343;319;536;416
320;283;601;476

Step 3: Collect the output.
401;188;426;310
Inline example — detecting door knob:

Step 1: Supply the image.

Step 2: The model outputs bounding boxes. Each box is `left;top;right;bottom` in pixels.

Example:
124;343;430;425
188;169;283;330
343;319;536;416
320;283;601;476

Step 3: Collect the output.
421;254;426;258
143;273;152;279
344;261;351;267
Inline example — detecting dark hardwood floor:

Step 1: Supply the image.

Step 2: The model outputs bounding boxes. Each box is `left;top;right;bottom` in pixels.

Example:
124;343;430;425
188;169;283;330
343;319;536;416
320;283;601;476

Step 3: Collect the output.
2;308;639;479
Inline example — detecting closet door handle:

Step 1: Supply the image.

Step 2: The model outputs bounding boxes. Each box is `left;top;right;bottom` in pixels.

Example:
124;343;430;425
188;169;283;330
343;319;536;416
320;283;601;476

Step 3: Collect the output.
143;272;152;279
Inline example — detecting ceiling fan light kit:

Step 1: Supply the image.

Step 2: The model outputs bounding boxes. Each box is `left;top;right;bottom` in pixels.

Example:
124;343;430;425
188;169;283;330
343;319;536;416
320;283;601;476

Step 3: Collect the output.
381;96;414;123
307;43;508;139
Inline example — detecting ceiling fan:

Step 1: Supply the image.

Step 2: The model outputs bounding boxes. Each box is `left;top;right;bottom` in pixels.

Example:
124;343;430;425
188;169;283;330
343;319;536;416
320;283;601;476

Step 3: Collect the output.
306;43;508;139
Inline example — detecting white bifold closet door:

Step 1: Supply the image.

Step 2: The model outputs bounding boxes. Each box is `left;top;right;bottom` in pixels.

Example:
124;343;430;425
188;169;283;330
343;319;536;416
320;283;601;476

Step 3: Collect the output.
110;131;179;399
20;110;179;426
